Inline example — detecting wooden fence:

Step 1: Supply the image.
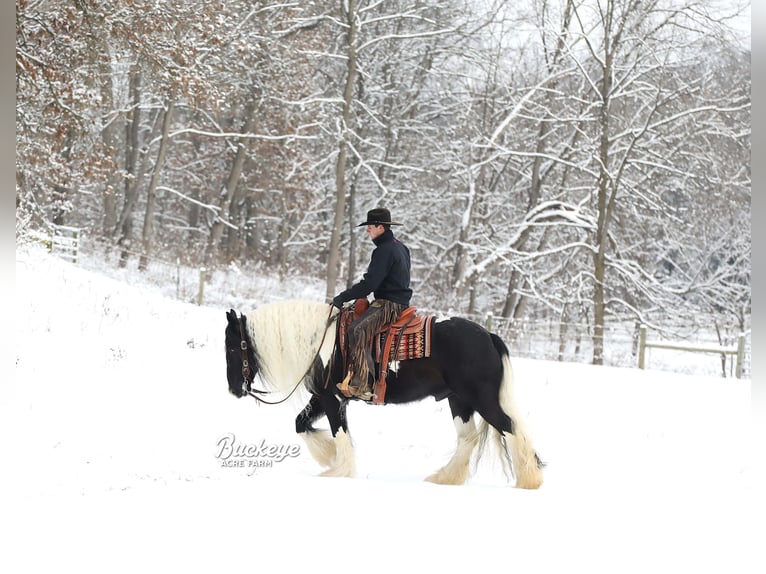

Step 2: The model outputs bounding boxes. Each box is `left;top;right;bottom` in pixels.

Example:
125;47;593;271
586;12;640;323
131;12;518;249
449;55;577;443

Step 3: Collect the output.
50;225;80;264
637;325;746;378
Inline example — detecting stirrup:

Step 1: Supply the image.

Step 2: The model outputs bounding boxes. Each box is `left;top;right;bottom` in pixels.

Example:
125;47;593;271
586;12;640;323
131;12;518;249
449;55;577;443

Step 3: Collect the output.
348;374;374;400
353;388;375;401
336;372;375;401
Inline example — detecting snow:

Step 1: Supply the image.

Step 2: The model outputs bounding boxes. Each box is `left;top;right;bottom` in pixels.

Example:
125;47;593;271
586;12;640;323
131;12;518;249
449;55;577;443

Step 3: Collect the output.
5;244;762;573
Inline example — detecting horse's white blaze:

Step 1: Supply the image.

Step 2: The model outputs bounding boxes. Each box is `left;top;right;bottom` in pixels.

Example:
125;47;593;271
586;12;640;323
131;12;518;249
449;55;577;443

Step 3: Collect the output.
497;354;543;489
246;300;337;394
319;429;356;478
426;416;479;485
300;429;336;469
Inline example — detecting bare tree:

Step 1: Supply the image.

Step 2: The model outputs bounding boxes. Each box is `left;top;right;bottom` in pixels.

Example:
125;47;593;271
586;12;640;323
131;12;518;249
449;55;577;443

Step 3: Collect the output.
203;99;257;268
138;98;174;271
325;0;360;303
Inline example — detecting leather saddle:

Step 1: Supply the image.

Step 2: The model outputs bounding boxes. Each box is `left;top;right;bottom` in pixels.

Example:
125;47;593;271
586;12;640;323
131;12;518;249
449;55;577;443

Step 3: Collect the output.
336;299;433;404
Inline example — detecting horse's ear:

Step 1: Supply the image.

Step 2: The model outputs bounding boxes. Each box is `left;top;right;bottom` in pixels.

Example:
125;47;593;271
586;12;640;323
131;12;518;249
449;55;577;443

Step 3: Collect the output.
226;309;237;323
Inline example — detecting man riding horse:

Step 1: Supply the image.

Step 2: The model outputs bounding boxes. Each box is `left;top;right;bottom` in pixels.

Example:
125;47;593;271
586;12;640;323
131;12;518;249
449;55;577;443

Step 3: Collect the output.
332;208;412;401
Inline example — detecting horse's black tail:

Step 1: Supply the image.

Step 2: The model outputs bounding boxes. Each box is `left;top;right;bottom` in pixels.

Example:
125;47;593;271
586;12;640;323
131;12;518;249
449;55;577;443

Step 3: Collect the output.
482;332;544;489
490;332;509;360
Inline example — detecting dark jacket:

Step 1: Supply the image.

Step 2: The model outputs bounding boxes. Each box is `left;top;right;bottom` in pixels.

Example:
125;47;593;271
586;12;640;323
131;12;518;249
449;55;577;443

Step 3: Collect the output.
334;229;412;306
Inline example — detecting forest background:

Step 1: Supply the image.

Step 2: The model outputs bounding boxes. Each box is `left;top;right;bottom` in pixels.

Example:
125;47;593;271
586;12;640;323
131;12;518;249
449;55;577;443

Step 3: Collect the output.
15;0;751;368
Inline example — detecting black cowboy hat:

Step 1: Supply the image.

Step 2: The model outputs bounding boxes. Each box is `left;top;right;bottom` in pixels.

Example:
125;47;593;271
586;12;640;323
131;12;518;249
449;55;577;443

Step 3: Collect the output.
357;207;402;227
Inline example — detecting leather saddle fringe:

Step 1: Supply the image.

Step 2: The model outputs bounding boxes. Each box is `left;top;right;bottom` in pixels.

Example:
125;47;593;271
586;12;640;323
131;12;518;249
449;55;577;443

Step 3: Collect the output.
335;299;433;404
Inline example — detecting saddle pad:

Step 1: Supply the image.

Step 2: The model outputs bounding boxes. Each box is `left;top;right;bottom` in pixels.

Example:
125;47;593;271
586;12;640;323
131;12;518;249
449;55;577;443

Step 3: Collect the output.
377;315;434;361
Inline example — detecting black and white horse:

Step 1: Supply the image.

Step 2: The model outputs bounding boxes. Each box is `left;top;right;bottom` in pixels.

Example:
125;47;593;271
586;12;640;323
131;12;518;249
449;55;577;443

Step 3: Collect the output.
224;299;543;488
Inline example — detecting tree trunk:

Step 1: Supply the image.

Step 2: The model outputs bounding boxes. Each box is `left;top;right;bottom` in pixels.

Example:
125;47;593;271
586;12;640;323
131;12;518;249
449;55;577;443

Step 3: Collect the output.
346;163;361;288
204;100;257;268
115;67;143;267
325;0;358;302
278;197;290;281
500;0;573;320
591;6;616;366
138;99;174;271
500;126;547;319
75;0;122;239
451;175;476;305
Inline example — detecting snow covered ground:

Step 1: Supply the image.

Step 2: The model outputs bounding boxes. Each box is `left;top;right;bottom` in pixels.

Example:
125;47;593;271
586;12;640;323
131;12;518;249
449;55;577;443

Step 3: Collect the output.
4;245;762;573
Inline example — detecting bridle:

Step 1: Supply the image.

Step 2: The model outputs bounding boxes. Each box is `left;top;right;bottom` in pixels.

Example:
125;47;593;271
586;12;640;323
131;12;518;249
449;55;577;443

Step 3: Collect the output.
236;308;335;406
237;316;262;398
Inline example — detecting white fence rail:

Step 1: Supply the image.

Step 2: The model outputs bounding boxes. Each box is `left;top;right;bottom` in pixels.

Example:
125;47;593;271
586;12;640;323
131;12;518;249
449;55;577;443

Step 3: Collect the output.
638;325;746;378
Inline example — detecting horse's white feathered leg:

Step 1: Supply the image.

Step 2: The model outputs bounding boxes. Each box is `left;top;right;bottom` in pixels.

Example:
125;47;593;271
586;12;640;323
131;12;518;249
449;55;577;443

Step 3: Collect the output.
425;416;479;485
497;353;543;489
300;430;336;469
319;429;356;478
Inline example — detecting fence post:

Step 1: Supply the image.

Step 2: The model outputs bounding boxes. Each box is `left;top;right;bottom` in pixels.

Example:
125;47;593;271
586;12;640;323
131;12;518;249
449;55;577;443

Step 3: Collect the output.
70;228;79;264
735;334;745;379
485;312;493;333
198;267;206;306
638;325;647;369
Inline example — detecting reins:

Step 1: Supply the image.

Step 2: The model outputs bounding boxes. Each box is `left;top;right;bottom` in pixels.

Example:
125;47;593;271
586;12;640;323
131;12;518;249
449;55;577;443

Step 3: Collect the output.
239;306;336;406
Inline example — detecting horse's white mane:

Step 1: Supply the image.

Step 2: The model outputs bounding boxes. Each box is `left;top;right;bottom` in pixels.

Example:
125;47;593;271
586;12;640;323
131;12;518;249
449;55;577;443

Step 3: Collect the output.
245;299;338;394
